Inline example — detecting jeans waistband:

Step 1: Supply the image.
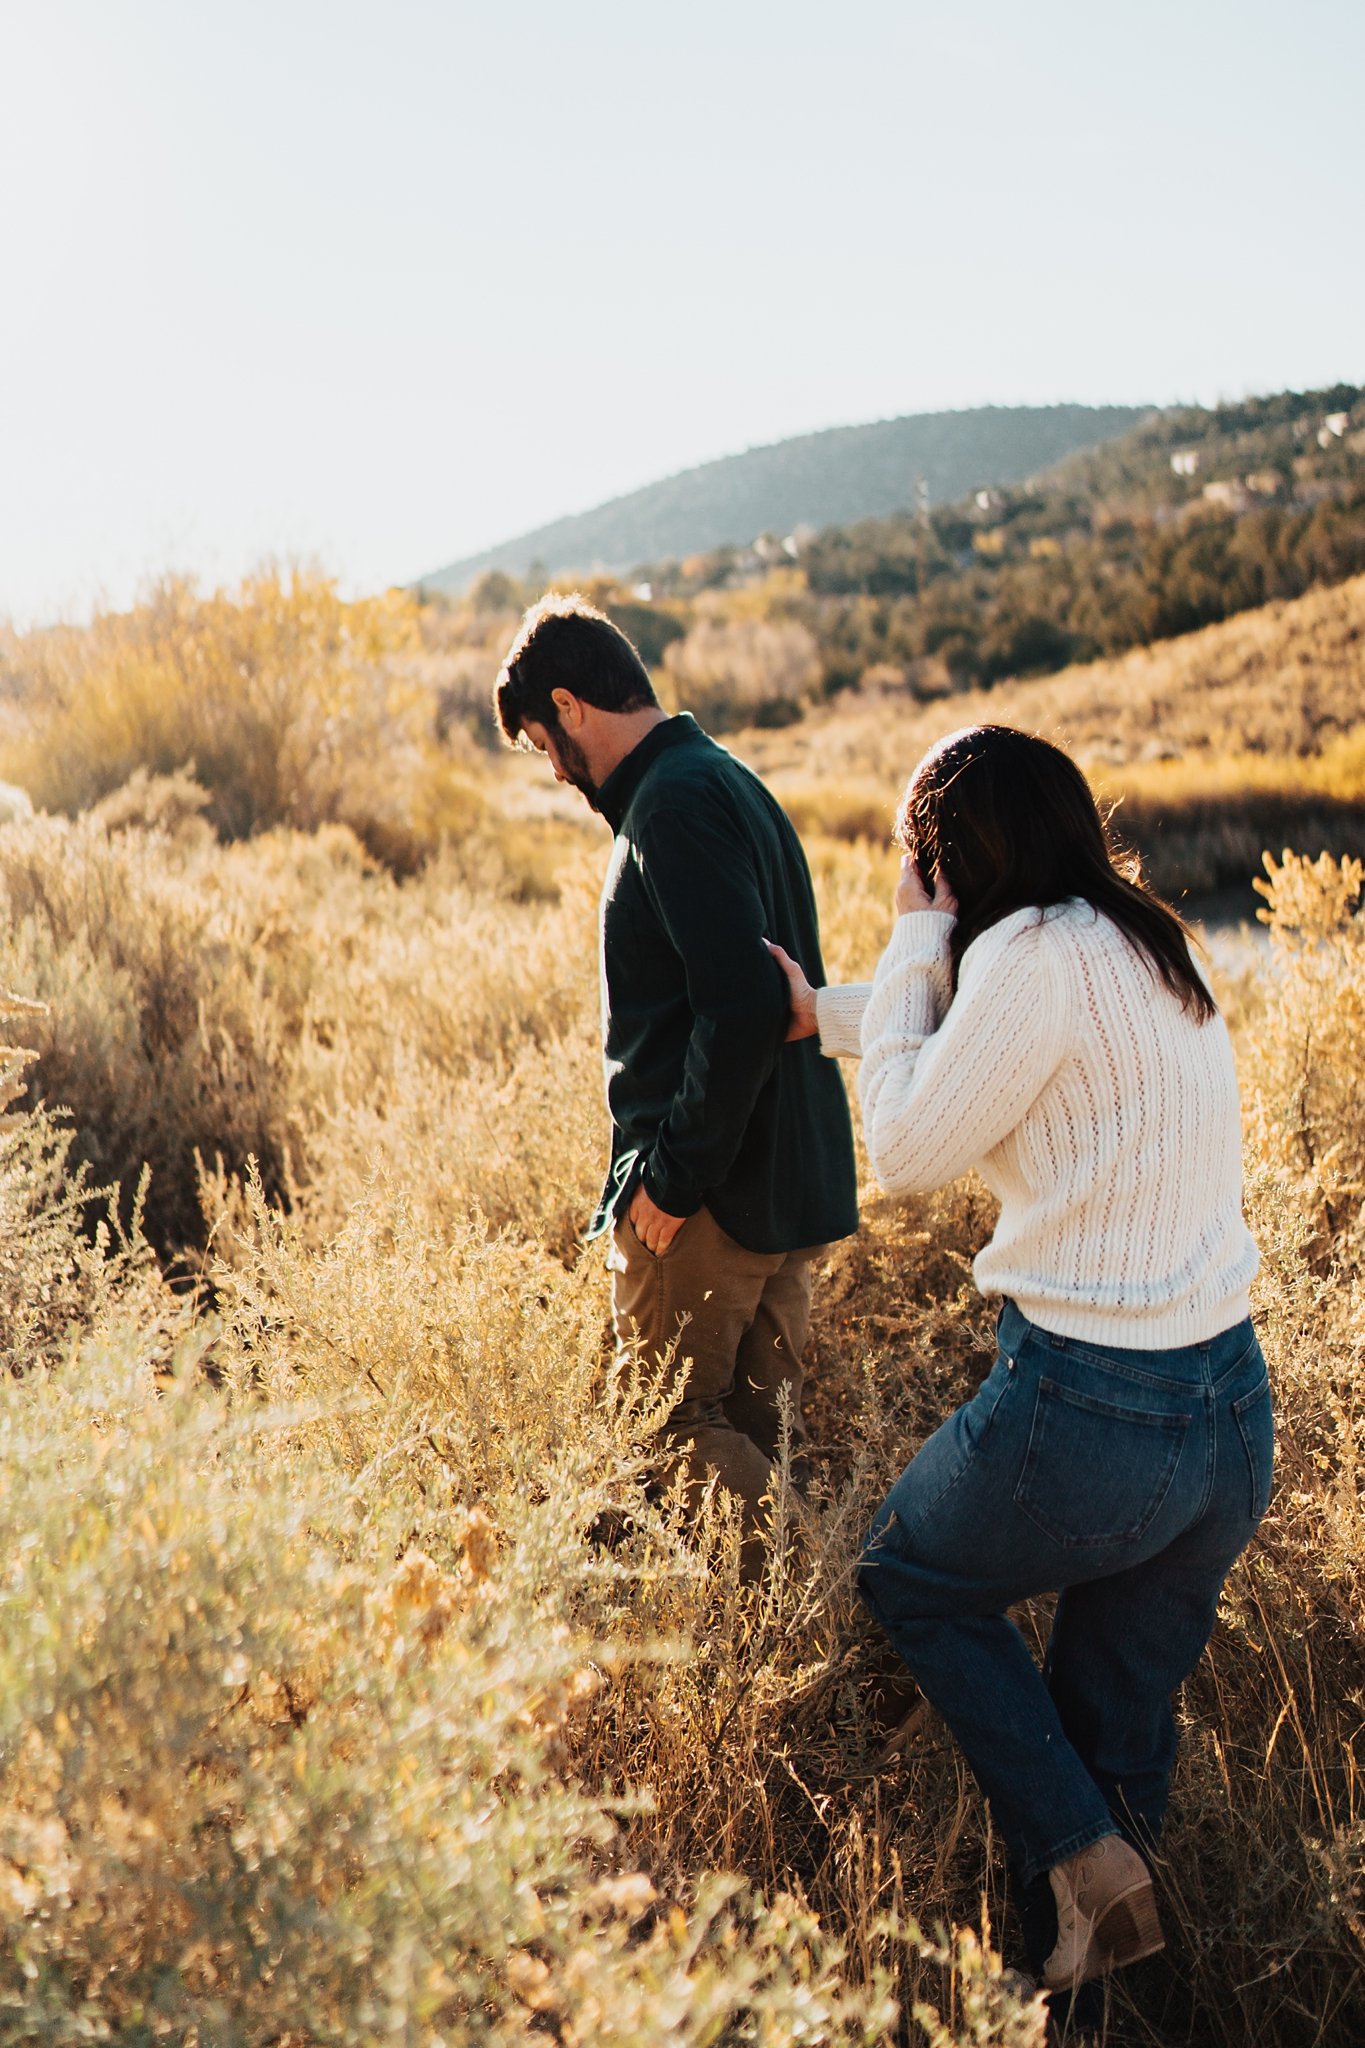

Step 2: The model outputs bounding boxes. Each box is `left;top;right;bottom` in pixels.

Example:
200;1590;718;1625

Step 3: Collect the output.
996;1299;1260;1392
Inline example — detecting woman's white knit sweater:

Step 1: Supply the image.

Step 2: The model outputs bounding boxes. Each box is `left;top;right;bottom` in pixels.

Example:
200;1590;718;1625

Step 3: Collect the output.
814;901;1258;1348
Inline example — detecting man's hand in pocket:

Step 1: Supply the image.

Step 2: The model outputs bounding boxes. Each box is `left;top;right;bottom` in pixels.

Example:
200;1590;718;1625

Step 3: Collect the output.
628;1183;687;1257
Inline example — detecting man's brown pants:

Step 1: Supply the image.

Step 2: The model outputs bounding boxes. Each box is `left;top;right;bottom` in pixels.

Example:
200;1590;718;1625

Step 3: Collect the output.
608;1204;821;1520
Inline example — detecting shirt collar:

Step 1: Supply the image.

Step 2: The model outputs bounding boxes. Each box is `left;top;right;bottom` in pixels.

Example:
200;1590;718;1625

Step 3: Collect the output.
594;713;706;831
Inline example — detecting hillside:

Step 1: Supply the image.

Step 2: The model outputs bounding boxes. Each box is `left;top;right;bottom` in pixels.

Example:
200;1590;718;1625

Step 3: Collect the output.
409;566;1365;906
740;570;1365;779
776;381;1365;692
412;383;1365;766
734;572;1365;901
418;402;1148;593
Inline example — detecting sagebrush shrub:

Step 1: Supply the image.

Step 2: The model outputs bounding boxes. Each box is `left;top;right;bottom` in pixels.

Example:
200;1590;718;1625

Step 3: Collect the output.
0;633;1363;2039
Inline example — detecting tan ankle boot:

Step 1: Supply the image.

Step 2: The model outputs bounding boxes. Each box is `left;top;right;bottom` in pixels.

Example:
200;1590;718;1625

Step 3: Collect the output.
1042;1834;1165;1991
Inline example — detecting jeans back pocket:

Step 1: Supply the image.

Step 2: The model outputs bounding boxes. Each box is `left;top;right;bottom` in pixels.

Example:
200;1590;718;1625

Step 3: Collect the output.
1231;1378;1274;1524
1014;1377;1189;1551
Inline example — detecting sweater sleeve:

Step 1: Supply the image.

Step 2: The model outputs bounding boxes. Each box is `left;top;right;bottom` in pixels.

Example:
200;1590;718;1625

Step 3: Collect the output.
634;801;789;1216
814;982;871;1058
859;912;1072;1195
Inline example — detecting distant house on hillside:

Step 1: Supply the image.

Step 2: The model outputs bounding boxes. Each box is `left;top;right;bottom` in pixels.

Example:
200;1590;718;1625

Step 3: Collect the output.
1170;449;1200;477
1202;478;1250;513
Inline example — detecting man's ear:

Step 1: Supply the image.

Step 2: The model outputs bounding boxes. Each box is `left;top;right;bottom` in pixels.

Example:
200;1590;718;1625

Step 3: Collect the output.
551;687;584;731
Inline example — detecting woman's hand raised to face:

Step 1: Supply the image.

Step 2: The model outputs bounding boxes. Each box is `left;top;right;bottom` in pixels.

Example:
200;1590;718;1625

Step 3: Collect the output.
763;939;819;1041
895;853;958;919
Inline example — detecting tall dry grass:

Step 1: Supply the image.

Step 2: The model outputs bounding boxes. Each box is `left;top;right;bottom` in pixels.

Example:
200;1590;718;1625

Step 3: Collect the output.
0;572;501;875
0;834;1027;2043
0;578;1362;2041
0;774;600;1252
743;574;1365;898
746;573;1365;780
0;1197;906;2044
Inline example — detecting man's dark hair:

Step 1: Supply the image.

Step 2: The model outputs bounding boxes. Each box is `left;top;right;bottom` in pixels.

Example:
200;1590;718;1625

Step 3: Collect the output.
897;723;1216;1022
495;594;658;744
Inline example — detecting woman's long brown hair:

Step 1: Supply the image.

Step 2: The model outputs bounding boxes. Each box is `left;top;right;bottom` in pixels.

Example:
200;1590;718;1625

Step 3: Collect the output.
896;725;1216;1022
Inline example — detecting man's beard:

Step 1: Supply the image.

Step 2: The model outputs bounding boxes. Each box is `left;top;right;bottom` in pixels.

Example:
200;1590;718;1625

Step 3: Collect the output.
552;726;597;802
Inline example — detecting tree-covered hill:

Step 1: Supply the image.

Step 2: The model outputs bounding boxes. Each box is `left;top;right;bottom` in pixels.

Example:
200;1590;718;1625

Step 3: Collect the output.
418;403;1148;594
412;380;1364;779
657;381;1365;697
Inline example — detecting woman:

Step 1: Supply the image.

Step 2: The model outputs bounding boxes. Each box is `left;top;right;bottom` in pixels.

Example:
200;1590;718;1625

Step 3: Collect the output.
768;725;1272;1995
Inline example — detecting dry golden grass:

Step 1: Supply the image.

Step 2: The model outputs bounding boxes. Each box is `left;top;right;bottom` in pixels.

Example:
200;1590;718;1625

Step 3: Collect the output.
0;572;505;877
746;573;1365;780
0;805;602;1255
742;573;1365;897
0;578;1362;2042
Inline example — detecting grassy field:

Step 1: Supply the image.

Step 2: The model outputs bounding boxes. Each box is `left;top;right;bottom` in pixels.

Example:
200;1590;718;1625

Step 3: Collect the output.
742;572;1365;901
0;577;1361;2043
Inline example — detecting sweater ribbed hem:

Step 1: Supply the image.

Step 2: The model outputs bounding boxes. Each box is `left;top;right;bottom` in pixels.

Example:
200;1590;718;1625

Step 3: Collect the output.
998;1286;1253;1352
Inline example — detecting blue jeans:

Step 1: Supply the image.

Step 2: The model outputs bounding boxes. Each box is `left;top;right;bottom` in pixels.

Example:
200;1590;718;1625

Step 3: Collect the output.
858;1300;1274;1885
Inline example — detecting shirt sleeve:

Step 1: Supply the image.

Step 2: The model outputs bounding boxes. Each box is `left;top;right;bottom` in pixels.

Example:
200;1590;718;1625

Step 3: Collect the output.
814;983;872;1058
859;911;1073;1195
633;801;790;1216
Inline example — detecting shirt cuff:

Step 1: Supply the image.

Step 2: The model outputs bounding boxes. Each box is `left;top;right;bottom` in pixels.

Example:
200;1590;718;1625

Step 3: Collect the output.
814;983;871;1058
640;1158;706;1220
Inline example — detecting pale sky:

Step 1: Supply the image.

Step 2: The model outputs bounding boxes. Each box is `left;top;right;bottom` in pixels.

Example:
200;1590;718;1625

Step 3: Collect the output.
2;0;1361;624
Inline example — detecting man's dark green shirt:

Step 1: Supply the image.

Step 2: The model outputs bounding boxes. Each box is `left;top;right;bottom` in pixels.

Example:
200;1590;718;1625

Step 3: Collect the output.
588;714;858;1253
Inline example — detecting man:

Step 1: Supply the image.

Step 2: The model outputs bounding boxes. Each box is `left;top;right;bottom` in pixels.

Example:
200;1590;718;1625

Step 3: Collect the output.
495;594;858;1537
